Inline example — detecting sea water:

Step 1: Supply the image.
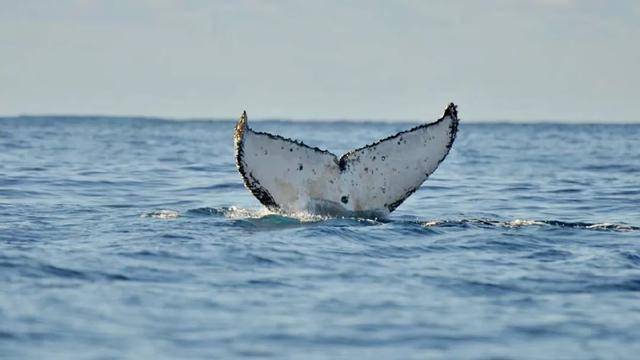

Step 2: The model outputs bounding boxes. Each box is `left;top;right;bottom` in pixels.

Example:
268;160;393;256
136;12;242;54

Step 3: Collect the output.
1;117;639;359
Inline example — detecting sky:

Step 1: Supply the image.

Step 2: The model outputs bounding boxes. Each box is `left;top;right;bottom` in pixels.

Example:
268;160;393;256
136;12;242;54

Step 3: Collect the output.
0;0;638;122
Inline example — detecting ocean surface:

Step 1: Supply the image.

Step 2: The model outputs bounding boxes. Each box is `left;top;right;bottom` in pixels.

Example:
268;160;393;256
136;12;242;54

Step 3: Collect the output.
1;116;639;359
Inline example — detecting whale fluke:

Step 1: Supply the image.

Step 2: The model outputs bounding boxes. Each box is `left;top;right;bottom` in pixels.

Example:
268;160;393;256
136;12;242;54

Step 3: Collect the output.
235;103;459;217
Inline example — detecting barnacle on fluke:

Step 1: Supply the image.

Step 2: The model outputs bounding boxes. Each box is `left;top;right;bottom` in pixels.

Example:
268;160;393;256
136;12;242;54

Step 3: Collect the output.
234;103;459;217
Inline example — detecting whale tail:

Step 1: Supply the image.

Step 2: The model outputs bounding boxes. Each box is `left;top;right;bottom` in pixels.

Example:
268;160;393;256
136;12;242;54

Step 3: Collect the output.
234;104;459;217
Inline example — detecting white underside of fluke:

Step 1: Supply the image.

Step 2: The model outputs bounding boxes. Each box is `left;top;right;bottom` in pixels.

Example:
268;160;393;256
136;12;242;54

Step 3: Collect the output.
234;104;459;217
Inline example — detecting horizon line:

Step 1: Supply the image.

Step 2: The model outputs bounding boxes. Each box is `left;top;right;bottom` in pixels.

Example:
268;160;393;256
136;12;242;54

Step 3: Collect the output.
1;113;639;125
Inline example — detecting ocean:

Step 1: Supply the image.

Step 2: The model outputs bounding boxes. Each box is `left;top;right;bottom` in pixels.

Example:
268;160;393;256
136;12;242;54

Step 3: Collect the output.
1;117;639;359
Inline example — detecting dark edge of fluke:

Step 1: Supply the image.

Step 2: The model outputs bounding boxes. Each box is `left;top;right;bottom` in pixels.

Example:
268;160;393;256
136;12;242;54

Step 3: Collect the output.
384;103;459;212
234;110;279;210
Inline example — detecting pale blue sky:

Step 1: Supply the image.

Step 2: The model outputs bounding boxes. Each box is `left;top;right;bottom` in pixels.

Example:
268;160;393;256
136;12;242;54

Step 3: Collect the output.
0;0;638;121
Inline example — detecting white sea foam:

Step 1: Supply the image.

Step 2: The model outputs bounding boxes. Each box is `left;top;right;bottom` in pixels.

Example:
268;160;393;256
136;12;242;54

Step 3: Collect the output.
142;209;180;219
421;218;637;232
215;206;328;223
422;220;444;227
586;223;635;231
504;219;547;228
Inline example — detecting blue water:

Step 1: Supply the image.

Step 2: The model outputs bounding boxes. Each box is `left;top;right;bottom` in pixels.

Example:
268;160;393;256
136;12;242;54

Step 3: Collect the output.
1;117;639;359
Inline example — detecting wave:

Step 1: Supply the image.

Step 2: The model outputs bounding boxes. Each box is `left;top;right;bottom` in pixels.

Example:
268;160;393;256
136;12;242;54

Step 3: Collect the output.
421;218;639;232
142;207;638;232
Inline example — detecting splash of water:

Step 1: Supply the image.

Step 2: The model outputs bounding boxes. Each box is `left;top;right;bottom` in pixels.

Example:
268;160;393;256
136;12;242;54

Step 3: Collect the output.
141;209;180;219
